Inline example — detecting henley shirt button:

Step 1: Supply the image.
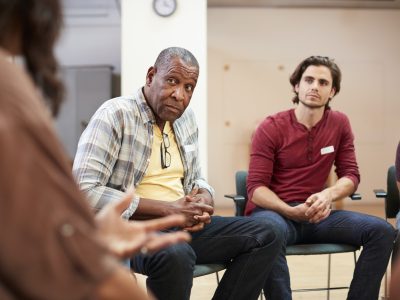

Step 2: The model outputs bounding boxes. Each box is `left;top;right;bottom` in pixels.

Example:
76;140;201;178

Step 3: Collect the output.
60;223;75;237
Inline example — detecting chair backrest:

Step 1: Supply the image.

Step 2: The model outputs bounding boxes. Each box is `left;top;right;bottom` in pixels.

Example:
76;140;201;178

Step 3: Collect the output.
386;165;400;218
234;171;248;216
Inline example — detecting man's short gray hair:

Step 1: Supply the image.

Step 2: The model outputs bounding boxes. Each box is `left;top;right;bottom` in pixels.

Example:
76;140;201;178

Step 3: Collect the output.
154;47;199;71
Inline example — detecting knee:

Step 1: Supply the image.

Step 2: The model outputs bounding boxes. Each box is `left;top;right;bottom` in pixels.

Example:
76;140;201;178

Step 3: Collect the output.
159;242;196;266
251;215;287;243
382;221;396;243
248;217;286;250
251;210;288;232
367;219;397;247
142;243;196;290
131;243;196;278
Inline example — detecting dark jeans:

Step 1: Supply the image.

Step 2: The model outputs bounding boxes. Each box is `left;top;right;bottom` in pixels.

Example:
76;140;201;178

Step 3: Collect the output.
251;208;396;300
131;216;283;300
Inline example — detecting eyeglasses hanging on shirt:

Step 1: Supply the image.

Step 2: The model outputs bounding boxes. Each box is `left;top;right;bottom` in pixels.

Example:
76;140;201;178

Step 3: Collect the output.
161;132;171;169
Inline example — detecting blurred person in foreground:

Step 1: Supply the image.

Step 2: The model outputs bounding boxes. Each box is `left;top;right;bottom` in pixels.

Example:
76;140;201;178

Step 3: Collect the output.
0;1;190;299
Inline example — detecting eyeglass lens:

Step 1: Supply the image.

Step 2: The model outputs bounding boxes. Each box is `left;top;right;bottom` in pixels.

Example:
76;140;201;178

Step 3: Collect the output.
161;133;171;169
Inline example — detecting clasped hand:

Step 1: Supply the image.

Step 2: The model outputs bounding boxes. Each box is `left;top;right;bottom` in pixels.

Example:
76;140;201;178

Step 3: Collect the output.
172;188;214;232
290;191;332;224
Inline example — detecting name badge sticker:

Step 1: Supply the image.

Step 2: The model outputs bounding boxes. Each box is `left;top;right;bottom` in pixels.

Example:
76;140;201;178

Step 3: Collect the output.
321;145;334;155
184;144;196;152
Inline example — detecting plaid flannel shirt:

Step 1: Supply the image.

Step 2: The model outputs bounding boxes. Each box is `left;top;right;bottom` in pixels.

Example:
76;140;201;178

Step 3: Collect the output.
72;88;214;219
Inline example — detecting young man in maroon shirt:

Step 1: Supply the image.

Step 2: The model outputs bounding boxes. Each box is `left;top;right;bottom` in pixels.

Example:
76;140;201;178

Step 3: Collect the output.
247;56;395;300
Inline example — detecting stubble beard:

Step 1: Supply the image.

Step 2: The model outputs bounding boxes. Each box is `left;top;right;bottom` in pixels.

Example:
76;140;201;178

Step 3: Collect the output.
298;97;329;109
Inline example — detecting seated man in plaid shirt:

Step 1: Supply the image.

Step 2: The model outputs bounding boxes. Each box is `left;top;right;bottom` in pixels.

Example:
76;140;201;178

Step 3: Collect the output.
73;47;283;300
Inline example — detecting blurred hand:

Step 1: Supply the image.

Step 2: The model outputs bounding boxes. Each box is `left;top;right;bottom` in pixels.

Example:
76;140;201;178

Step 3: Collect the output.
95;191;191;258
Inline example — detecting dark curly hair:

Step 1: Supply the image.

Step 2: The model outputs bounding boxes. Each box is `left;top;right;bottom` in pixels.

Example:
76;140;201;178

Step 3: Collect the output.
290;56;341;106
0;0;64;116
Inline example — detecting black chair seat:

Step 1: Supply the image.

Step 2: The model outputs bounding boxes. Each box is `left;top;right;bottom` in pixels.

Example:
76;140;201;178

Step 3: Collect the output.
287;243;360;255
193;264;226;278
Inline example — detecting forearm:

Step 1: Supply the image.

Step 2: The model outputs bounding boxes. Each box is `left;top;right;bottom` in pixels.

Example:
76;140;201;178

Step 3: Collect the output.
132;195;214;228
251;186;293;218
320;177;355;202
132;198;177;220
197;188;214;207
96;267;153;300
192;177;215;201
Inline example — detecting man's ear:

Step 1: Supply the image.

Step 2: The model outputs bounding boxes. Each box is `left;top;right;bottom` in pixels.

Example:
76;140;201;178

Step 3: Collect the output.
294;83;299;93
146;66;156;86
330;87;336;99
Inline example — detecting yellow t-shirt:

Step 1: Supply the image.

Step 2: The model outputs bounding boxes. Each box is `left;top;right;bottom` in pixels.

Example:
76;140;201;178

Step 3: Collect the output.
135;122;185;201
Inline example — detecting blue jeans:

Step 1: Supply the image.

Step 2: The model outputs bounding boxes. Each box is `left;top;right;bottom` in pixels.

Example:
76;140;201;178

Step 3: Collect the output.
131;216;283;300
251;207;396;300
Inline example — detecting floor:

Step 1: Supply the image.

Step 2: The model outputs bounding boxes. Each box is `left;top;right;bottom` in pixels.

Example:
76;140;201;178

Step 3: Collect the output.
136;204;395;299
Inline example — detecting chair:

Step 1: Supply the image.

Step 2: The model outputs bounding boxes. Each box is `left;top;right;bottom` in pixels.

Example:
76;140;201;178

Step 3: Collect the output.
374;165;400;267
193;263;225;283
225;170;360;300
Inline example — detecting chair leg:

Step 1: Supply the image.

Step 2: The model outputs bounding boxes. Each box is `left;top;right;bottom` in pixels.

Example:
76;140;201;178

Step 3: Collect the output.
384;272;388;300
215;271;220;284
353;251;358;297
327;253;331;300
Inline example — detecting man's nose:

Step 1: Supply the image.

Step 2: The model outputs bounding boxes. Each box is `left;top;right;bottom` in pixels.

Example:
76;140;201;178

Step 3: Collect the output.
173;86;185;101
311;81;319;90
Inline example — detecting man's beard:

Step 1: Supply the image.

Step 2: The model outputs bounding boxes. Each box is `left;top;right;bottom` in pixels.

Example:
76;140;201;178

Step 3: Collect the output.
298;98;330;109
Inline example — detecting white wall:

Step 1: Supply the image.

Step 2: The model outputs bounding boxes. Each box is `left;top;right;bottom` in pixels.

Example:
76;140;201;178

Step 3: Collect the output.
208;8;400;207
121;0;208;175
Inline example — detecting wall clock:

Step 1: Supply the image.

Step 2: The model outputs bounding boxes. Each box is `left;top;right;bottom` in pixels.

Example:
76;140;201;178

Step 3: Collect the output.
153;0;177;17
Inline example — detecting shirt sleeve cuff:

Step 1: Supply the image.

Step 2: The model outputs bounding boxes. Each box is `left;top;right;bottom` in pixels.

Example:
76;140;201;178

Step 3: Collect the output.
344;175;360;191
121;195;140;219
194;179;215;199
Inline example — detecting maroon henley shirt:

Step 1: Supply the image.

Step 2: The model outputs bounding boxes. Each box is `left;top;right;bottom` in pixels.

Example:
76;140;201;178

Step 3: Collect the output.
246;108;360;216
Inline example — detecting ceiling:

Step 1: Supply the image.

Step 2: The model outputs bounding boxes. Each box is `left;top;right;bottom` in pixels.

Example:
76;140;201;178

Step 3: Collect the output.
61;0;120;25
207;0;400;8
60;0;400;20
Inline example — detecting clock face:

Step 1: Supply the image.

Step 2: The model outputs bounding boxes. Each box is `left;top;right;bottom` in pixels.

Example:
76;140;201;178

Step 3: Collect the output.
153;0;177;17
